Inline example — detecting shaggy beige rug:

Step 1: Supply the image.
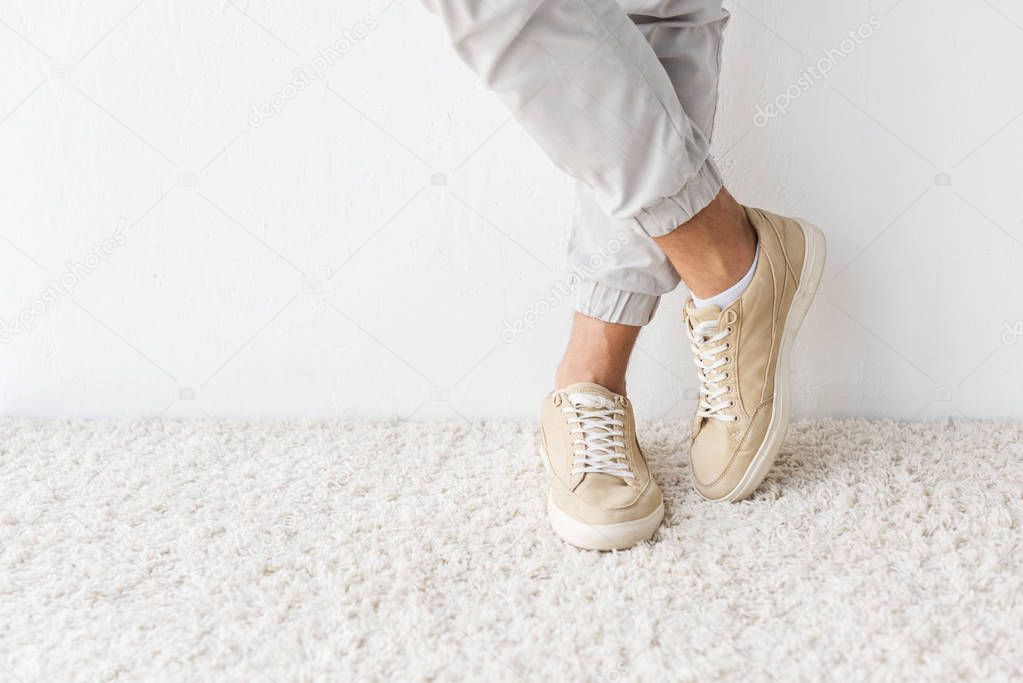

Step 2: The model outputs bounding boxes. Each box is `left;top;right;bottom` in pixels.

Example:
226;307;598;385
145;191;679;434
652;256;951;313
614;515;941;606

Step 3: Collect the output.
1;417;1021;681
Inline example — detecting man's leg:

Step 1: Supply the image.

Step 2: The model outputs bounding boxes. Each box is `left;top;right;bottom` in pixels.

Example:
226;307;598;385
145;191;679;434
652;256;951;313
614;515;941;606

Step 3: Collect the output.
554;314;638;396
561;0;736;397
598;1;828;506
654;187;756;300
424;0;826;515
424;0;753;342
421;0;722;231
424;0;733;548
623;2;756;303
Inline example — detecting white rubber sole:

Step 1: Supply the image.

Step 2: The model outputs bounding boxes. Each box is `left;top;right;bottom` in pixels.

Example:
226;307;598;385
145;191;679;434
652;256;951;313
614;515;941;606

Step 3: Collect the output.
701;218;827;503
547;494;664;551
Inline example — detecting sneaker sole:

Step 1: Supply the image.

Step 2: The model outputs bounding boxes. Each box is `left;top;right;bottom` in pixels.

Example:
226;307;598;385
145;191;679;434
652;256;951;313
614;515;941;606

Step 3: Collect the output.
704;218;827;503
547;494;664;551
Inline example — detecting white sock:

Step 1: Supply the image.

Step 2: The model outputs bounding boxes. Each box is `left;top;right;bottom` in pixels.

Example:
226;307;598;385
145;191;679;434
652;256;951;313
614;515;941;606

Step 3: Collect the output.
691;244;759;310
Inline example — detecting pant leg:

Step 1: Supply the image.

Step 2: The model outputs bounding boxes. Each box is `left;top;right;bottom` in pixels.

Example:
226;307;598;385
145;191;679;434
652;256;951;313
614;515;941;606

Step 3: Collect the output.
422;0;722;236
629;0;729;137
570;0;729;325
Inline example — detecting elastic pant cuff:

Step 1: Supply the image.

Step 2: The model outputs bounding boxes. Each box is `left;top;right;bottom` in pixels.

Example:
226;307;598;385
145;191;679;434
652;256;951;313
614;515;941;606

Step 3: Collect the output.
632;157;723;238
572;279;661;326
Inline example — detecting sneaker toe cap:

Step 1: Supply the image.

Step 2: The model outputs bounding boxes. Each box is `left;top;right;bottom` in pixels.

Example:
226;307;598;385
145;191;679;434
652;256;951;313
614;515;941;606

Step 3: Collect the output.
551;478;662;526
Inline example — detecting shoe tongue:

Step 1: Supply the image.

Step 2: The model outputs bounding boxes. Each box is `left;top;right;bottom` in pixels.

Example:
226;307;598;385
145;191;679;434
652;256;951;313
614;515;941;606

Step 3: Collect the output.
685;301;722;325
558;383;629;488
558;382;618;401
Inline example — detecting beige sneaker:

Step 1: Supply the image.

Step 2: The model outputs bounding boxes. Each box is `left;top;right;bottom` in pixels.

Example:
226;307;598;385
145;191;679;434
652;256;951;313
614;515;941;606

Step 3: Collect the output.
539;383;664;550
685;207;826;502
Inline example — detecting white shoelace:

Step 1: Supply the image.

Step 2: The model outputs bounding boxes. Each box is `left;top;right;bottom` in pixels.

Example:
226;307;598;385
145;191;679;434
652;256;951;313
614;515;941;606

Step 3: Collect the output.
687;319;737;422
561;393;634;479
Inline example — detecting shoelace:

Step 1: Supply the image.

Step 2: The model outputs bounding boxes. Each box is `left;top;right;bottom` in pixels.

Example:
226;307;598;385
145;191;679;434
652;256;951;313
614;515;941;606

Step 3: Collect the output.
687;319;737;422
561;393;634;479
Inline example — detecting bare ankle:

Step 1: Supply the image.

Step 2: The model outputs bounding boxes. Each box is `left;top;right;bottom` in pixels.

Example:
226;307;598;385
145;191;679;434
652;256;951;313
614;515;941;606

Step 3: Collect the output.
654;188;757;298
554;313;638;396
554;364;627;396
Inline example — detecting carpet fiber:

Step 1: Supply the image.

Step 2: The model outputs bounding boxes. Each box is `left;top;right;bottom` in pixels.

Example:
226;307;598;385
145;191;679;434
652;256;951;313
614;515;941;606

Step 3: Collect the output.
2;417;1022;681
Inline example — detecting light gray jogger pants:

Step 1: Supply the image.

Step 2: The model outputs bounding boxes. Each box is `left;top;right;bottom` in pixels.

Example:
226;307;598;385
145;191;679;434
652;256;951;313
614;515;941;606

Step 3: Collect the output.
424;0;729;325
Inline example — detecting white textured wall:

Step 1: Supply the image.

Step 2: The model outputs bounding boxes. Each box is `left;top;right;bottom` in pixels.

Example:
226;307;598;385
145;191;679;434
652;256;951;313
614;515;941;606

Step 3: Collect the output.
2;0;1022;420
